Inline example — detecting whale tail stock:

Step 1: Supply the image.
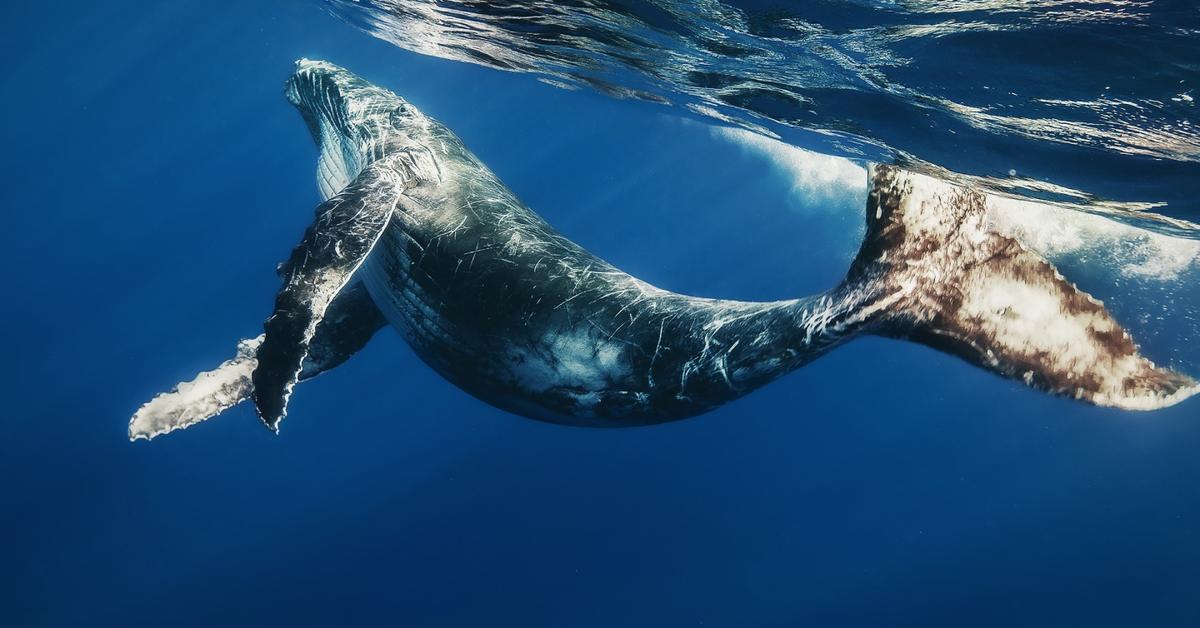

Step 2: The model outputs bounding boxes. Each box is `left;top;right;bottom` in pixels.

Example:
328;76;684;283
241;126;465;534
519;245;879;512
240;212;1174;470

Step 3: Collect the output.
841;165;1196;410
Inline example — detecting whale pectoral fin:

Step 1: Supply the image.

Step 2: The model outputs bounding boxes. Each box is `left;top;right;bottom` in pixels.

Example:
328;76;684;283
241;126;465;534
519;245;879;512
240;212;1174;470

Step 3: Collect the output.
129;284;388;441
298;281;388;378
252;165;401;432
129;336;263;441
850;165;1197;410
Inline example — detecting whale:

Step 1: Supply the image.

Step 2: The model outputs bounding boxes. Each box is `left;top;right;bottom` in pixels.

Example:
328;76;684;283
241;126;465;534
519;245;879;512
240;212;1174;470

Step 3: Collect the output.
130;60;1197;440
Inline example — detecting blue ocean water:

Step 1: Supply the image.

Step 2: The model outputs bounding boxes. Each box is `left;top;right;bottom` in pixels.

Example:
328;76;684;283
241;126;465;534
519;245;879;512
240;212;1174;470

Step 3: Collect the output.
2;2;1199;627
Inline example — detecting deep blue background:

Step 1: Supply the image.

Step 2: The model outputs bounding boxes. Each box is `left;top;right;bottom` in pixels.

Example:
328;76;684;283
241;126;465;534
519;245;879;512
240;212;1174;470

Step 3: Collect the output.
2;2;1198;627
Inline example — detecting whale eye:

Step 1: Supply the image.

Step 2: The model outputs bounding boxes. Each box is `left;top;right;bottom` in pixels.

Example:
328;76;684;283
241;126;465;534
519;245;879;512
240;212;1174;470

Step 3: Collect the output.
390;104;411;126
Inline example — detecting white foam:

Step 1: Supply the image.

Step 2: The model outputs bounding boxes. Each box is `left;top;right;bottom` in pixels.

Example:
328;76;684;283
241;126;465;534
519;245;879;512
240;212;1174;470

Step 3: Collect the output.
708;125;868;211
722;131;1200;282
985;196;1200;281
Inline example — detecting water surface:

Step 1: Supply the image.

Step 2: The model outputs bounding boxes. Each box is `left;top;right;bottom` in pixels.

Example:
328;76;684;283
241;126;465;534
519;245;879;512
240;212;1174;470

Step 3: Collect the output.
1;2;1198;627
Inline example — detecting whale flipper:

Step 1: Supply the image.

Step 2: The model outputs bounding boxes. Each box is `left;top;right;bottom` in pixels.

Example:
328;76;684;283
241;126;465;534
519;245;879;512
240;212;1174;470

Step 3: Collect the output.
252;162;402;432
128;336;263;441
852;165;1196;410
296;282;388;378
128;282;386;441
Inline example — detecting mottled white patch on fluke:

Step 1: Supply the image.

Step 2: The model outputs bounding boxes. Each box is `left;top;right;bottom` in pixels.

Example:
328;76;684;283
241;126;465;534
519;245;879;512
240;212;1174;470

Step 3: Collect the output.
859;166;1198;411
129;336;262;441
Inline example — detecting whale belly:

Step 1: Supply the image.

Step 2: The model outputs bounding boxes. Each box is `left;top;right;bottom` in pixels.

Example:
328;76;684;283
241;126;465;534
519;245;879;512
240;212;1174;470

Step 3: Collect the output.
358;220;566;418
356;220;695;424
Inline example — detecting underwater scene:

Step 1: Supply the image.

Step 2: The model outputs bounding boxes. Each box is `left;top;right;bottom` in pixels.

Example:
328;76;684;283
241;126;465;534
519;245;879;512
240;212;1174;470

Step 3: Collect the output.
2;1;1199;626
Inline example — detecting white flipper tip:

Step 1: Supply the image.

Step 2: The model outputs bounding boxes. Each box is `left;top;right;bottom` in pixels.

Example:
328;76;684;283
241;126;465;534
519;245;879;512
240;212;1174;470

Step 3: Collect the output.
128;336;263;442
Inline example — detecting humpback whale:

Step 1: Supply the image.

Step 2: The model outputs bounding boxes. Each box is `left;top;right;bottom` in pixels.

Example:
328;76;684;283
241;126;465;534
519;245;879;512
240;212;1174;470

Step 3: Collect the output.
130;60;1196;440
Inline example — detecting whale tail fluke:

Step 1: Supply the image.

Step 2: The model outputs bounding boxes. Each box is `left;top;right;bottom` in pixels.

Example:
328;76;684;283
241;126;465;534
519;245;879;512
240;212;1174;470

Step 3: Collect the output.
846;165;1197;410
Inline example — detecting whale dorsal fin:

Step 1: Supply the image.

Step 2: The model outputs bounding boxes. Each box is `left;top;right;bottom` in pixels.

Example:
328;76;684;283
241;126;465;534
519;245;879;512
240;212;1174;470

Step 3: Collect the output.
848;165;1196;410
252;161;405;431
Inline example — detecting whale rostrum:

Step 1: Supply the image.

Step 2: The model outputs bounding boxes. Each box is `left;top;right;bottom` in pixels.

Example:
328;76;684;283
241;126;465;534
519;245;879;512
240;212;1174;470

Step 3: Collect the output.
129;60;1196;441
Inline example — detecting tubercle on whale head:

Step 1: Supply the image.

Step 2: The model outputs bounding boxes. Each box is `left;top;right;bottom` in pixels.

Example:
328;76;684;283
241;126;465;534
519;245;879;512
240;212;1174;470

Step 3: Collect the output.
284;58;415;142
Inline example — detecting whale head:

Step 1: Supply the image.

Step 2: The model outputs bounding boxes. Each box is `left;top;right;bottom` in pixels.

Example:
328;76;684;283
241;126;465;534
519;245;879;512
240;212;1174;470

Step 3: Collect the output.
285;59;432;199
